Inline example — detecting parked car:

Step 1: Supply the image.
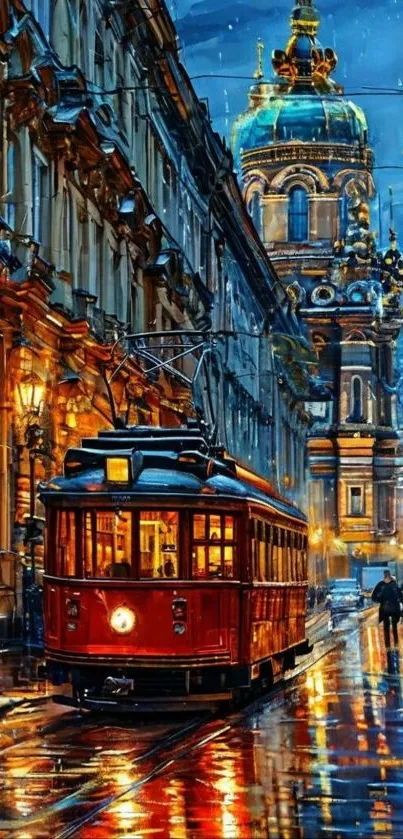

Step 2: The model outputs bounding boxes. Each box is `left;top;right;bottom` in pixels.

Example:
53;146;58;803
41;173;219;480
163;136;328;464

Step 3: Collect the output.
326;578;364;613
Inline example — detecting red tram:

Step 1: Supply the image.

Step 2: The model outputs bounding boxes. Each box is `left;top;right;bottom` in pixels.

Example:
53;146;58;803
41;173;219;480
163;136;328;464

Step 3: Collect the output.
40;425;309;710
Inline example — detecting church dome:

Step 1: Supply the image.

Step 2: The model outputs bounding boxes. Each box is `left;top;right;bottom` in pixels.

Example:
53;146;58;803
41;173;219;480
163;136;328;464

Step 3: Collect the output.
231;0;369;159
232;90;368;155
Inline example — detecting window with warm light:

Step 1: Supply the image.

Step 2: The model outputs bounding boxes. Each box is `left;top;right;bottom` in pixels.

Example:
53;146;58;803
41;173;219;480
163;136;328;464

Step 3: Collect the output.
139;511;179;579
191;513;236;579
250;520;306;583
79;510;133;578
54;510;77;576
93;511;132;578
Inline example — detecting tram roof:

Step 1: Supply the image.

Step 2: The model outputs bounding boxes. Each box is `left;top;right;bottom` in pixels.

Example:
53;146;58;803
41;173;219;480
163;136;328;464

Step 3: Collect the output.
39;426;306;524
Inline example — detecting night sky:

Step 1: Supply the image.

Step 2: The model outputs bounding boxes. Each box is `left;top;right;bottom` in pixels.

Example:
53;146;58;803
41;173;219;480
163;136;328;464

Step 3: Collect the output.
172;0;403;247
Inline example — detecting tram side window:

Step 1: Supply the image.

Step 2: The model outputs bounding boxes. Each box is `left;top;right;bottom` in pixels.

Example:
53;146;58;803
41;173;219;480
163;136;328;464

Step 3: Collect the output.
301;534;308;580
290;531;297;581
266;524;273;580
140;511;179;579
55;511;76;576
192;514;236;579
271;526;279;582
278;527;286;582
250;519;265;582
296;532;303;581
258;521;267;582
83;511;133;578
285;530;291;581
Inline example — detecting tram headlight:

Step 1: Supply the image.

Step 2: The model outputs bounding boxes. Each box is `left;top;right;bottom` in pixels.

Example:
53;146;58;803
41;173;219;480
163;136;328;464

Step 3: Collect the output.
109;606;136;635
106;457;130;484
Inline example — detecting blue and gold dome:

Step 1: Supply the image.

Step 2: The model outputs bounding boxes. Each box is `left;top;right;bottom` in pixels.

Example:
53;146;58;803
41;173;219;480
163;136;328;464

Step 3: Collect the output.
232;0;368;158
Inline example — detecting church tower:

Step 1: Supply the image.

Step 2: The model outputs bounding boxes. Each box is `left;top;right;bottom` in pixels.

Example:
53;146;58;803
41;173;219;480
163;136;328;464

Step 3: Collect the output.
232;0;403;585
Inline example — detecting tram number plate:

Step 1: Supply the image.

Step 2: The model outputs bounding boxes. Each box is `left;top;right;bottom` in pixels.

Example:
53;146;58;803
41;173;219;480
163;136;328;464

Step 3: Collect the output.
111;494;131;503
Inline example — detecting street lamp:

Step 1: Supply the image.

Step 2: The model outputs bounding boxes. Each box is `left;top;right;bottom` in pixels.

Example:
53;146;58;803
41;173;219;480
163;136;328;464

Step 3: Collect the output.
16;370;46;571
14;371;48;650
17;372;44;418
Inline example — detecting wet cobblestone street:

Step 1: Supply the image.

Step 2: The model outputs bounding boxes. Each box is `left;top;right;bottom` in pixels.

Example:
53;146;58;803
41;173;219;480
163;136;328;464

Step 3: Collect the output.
1;611;403;838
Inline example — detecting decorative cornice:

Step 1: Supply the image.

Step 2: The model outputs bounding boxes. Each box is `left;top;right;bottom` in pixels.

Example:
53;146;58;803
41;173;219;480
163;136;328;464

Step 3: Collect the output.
241;143;374;172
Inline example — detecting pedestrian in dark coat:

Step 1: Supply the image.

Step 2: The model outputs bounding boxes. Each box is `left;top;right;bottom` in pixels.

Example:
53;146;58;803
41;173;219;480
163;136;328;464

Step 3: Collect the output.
372;570;402;647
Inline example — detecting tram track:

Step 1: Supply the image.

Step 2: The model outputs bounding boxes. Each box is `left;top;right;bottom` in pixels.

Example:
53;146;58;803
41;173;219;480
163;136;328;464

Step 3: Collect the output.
0;707;212;837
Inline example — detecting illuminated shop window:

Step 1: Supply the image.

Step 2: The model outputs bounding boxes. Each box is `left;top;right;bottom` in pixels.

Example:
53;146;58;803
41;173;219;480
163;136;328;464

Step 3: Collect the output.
288;186;308;242
140;511;178;579
192;513;236;579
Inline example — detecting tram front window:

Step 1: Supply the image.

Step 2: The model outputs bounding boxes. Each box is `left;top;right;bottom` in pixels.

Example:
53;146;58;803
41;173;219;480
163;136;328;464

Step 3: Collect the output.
139;511;179;579
83;511;133;578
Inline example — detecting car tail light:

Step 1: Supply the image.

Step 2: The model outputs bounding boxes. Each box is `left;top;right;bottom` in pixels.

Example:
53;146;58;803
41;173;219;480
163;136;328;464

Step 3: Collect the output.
66;598;80;619
172;597;187;621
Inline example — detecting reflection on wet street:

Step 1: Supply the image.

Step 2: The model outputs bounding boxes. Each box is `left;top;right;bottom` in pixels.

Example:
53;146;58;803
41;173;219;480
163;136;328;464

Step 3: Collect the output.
2;612;403;838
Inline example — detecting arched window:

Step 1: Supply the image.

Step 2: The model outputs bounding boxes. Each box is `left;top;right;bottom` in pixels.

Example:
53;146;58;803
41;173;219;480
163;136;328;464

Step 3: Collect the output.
288;187;308;242
351;376;363;422
346;330;366;342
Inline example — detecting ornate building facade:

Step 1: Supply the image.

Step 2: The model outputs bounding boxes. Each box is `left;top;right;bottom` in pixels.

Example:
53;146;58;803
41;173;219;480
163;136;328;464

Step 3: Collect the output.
0;0;315;613
232;0;403;584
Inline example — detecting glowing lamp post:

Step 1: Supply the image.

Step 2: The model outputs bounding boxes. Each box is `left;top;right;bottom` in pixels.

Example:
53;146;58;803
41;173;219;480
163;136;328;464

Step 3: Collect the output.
13;370;48;649
17;373;45;418
17;373;46;573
